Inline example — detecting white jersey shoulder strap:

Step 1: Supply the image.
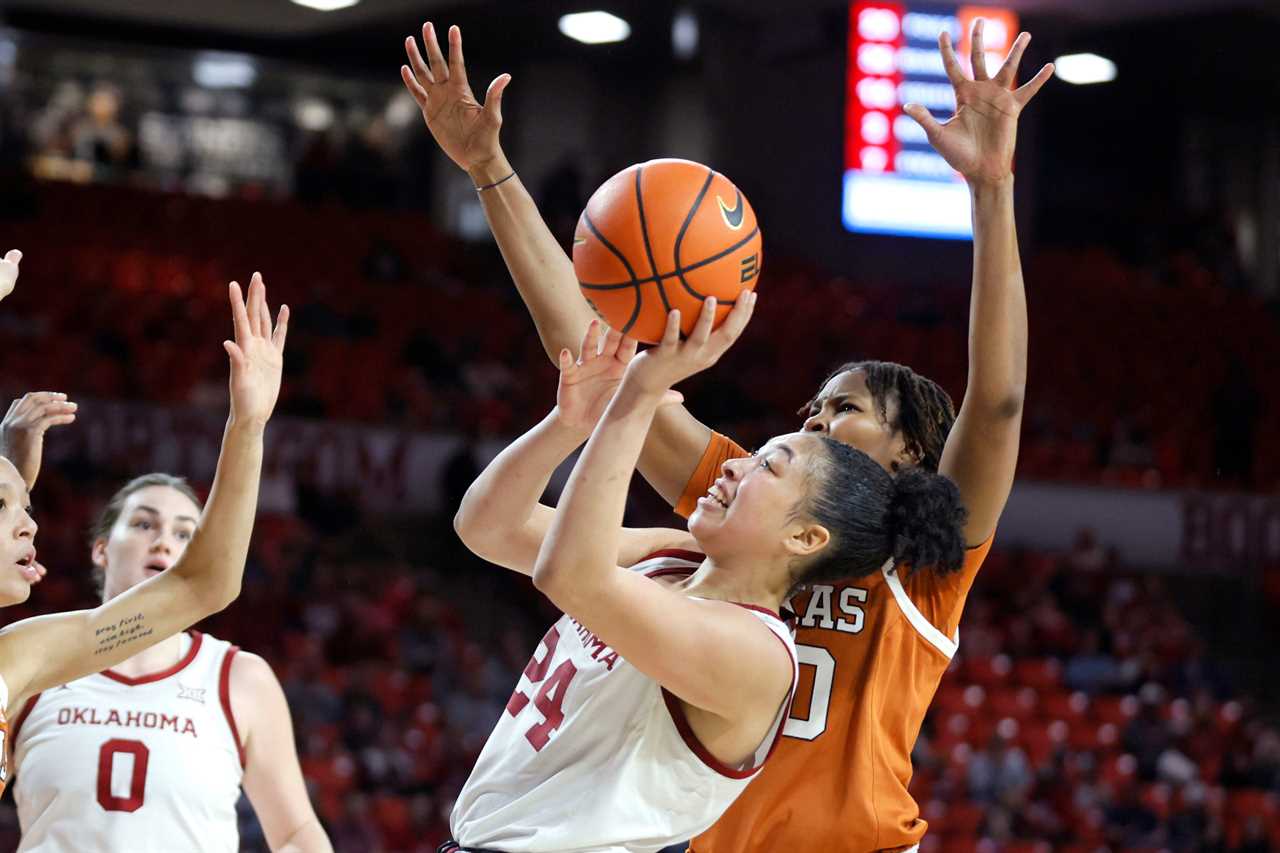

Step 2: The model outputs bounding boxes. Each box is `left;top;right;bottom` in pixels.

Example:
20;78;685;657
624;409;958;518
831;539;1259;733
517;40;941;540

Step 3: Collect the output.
881;559;959;659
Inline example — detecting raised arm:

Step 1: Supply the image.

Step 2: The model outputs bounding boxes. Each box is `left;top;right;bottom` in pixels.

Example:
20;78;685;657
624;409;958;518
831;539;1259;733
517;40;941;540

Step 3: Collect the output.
531;297;788;721
401;23;720;506
904;21;1053;545
0;274;287;705
401;23;592;363
454;321;691;574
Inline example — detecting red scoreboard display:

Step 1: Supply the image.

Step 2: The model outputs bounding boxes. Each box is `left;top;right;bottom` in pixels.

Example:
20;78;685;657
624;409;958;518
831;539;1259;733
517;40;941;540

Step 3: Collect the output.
843;2;1018;239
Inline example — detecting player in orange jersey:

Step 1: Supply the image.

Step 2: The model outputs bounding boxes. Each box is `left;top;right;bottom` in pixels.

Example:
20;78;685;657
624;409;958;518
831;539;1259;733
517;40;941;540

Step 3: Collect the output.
403;17;1051;852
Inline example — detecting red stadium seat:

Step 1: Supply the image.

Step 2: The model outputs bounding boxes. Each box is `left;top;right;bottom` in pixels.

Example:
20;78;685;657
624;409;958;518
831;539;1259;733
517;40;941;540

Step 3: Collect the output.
963;655;1012;687
1091;694;1139;726
1039;689;1089;721
1014;657;1063;690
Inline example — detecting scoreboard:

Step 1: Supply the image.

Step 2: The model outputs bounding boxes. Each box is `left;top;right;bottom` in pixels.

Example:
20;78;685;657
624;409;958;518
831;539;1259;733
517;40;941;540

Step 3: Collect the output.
842;2;1018;239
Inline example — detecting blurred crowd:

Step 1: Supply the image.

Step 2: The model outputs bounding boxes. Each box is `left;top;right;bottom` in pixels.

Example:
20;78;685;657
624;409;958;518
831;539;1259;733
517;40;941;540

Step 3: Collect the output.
0;179;1276;490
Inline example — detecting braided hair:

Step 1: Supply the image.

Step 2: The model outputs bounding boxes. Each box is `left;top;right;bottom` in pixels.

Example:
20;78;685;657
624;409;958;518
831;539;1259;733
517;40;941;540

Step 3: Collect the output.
800;361;956;473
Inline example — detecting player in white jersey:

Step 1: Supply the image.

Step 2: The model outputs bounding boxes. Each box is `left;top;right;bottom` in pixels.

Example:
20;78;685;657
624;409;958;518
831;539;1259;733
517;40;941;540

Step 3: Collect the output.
0;253;285;809
446;309;967;852
3;470;331;853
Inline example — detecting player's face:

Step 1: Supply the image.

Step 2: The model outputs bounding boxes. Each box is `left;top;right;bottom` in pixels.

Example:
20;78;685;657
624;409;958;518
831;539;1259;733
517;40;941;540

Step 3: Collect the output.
801;369;912;471
0;459;39;606
93;485;201;603
689;432;828;566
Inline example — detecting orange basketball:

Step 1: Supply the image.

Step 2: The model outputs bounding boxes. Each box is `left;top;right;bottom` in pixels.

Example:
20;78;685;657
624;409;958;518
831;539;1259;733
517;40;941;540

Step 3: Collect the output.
573;159;762;344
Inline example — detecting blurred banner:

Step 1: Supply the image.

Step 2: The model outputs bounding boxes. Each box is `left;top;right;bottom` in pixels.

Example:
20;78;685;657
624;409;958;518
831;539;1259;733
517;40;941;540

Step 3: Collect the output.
43;399;1280;574
1001;482;1280;576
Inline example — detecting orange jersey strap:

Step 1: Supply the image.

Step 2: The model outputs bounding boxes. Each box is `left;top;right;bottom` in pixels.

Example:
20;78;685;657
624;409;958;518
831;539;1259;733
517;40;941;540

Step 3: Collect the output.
675;432;749;519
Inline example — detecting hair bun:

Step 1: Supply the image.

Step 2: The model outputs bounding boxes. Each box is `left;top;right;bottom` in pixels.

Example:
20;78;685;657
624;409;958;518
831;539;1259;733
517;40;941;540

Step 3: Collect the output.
888;468;967;575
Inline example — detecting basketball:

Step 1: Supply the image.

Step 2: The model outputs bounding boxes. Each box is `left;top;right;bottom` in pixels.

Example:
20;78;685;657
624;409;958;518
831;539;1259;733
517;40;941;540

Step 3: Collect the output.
572;159;762;344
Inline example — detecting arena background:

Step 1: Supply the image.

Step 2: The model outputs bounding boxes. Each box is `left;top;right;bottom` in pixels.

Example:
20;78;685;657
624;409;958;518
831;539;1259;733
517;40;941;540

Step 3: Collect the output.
0;0;1278;850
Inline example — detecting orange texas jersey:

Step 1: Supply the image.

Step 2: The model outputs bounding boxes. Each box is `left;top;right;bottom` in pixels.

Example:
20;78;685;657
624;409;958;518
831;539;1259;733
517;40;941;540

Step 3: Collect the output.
679;433;992;853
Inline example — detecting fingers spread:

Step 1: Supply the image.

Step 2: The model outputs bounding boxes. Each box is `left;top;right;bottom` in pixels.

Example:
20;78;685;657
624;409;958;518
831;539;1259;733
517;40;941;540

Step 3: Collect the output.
272;304;290;351
903;103;942;140
401;65;429;107
970;18;989;81
229;282;252;343
1015;62;1055;106
405;36;435;86
995;32;1030;88
939;30;966;87
485;74;511;123
447;25;469;88
423;22;449;82
223;340;246;371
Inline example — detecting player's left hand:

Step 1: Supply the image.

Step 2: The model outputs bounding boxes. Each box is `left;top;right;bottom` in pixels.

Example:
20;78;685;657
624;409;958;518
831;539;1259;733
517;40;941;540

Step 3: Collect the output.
624;292;757;398
0;249;22;302
904;19;1053;187
0;392;78;490
555;320;638;432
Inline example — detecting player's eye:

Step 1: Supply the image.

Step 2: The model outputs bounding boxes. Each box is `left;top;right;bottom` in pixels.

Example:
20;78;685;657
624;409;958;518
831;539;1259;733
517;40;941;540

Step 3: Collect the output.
177;530;193;541
132;519;151;530
0;498;7;512
839;403;859;413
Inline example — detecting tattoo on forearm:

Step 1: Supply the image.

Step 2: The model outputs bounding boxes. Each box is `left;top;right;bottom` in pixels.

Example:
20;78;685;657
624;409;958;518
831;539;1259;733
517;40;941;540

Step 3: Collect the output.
93;613;154;656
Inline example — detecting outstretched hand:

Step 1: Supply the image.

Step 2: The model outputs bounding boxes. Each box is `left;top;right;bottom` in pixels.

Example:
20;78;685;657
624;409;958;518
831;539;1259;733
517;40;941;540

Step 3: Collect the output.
903;19;1053;186
556;320;639;432
0;392;78;490
401;22;511;178
224;273;288;429
0;250;22;302
624;293;758;398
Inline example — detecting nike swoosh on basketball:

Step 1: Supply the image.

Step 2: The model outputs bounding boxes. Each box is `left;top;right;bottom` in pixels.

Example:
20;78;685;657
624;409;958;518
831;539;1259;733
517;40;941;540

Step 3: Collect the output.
717;192;745;230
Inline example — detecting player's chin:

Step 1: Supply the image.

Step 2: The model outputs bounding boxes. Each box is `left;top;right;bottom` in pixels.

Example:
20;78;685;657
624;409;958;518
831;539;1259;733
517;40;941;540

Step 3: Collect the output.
687;504;715;534
0;570;33;606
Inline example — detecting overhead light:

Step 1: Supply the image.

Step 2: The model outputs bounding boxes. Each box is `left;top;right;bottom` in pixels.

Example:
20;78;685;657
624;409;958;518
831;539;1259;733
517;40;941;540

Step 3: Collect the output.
558;11;631;44
1053;53;1116;85
193;52;256;89
672;9;698;60
290;0;360;10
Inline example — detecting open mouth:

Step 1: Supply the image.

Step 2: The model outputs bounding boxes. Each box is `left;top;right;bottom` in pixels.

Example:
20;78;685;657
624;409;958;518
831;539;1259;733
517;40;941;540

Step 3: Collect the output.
144;561;169;574
700;482;732;510
15;551;39;583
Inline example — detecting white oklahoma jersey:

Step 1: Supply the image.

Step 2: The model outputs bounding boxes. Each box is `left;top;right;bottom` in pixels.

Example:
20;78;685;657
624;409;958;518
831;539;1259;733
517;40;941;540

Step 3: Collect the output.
11;631;245;853
451;551;798;853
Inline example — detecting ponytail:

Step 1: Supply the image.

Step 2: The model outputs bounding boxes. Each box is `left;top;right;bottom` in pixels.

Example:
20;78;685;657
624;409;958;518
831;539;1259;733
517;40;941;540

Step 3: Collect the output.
793;437;967;591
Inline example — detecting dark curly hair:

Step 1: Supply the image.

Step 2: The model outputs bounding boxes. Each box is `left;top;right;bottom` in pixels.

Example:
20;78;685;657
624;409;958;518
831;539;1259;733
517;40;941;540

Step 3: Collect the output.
800;360;956;473
793;437;967;591
89;473;202;599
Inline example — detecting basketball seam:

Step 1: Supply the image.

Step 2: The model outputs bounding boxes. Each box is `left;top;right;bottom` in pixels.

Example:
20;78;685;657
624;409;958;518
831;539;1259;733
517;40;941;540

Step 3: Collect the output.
578;225;760;291
671;168;719;304
633;165;673;316
581;211;644;335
